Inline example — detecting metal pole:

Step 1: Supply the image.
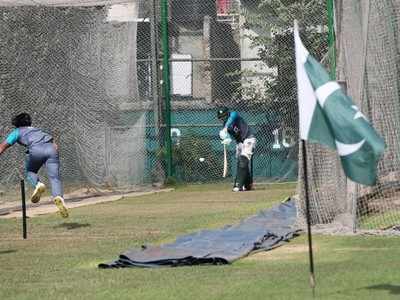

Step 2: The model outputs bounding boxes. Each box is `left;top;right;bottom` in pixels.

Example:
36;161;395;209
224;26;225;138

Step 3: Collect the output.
327;0;336;79
150;0;160;135
302;140;316;295
160;0;173;178
150;0;165;182
20;179;27;239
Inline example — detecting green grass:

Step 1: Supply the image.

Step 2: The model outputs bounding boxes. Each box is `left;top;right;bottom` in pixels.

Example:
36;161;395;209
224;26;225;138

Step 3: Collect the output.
359;210;400;230
1;183;400;300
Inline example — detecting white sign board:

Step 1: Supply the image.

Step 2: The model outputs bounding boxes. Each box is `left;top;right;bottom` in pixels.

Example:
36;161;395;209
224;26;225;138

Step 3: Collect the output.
171;54;192;96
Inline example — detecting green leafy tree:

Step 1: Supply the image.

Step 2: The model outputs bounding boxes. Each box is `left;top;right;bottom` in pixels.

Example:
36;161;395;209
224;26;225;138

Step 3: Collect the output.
236;0;328;119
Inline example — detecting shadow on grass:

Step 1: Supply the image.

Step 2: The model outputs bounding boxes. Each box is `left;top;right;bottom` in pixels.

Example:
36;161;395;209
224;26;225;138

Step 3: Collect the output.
53;222;91;230
0;249;17;255
366;284;400;295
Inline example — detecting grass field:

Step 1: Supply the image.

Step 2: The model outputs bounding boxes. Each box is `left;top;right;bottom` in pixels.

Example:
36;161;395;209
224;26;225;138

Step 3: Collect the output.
1;183;400;300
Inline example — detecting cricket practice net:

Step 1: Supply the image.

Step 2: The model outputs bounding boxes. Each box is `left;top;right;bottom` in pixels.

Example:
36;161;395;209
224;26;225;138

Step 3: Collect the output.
297;0;400;231
0;0;312;203
0;3;151;202
5;0;397;232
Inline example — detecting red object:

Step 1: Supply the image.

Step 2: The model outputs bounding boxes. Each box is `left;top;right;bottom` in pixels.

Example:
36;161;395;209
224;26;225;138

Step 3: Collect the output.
217;0;230;15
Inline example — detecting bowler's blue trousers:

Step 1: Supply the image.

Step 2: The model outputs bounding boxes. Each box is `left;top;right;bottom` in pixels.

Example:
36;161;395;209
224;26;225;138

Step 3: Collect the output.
25;143;63;197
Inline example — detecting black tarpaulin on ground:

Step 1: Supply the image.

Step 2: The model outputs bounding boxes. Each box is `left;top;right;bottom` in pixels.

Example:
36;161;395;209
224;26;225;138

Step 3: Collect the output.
99;199;299;268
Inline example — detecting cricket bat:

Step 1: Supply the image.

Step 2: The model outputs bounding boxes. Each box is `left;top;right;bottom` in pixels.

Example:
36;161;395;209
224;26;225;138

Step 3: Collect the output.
223;144;228;178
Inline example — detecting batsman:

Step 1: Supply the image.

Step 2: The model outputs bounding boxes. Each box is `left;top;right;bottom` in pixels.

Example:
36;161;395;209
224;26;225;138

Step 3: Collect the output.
217;107;256;192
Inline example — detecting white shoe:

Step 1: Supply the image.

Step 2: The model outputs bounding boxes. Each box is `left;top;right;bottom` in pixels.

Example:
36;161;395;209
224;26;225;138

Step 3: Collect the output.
232;186;247;192
30;182;46;203
54;196;69;218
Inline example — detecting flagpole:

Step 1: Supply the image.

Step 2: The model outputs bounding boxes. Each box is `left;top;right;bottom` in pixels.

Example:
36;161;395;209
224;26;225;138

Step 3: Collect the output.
301;139;316;294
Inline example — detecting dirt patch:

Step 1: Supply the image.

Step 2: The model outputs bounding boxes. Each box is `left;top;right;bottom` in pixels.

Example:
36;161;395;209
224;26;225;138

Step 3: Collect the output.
245;244;314;261
0;188;174;219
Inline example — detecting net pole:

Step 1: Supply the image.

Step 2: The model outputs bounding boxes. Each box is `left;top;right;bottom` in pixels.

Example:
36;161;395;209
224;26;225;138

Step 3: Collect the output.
302;140;316;295
151;0;161;136
161;0;173;178
338;80;358;233
327;0;336;79
150;0;164;182
20;179;27;239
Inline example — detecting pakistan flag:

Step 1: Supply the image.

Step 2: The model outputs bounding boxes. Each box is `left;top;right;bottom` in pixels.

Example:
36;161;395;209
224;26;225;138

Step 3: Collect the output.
294;21;385;186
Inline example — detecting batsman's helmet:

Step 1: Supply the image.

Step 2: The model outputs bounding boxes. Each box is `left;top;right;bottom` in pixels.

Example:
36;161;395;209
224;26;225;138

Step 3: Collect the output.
12;113;32;128
217;107;229;122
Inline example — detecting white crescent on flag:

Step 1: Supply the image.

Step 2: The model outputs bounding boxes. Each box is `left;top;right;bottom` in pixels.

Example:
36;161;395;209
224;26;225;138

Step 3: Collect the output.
335;139;365;156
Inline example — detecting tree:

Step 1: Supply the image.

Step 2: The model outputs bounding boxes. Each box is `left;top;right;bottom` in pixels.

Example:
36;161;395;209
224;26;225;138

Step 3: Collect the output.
236;0;328;120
